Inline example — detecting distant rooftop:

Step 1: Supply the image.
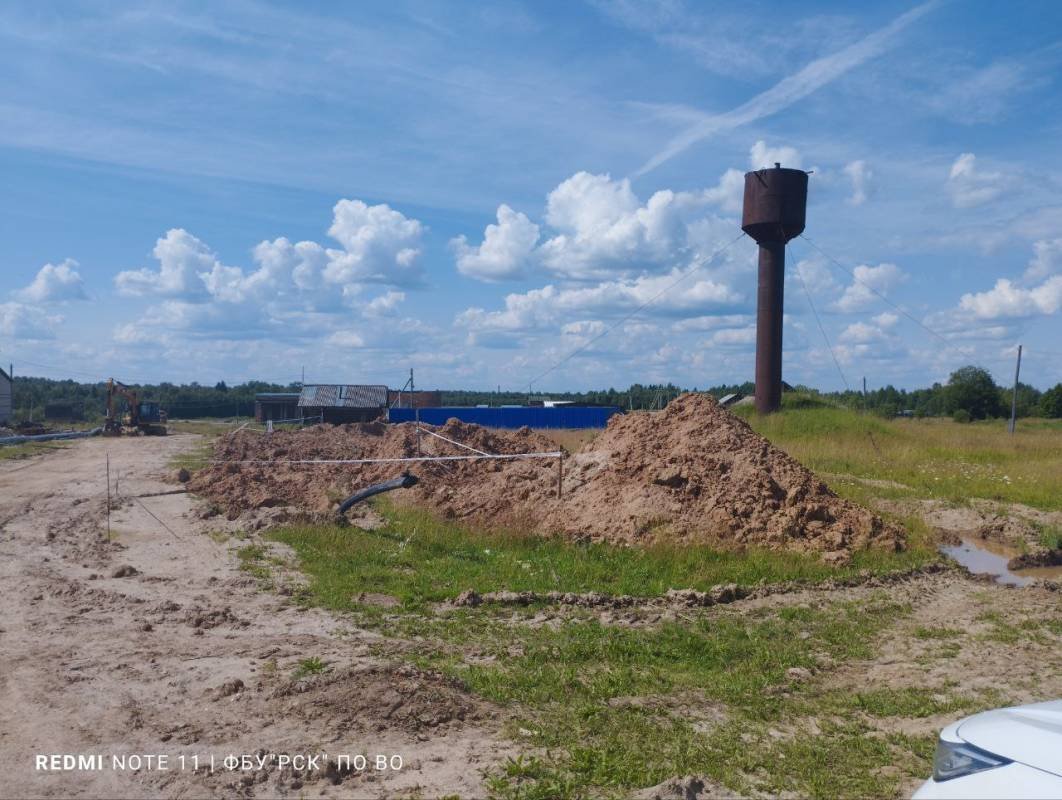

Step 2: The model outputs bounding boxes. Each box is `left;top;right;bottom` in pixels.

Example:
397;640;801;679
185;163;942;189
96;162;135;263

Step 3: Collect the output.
298;384;388;408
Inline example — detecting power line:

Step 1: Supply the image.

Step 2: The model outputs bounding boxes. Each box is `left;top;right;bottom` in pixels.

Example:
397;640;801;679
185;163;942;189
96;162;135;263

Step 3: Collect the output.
792;250;850;391
527;231;747;390
1;356;108;382
799;233;954;347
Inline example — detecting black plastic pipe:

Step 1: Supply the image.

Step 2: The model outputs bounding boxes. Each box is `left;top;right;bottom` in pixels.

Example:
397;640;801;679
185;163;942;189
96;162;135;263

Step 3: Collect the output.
337;472;419;514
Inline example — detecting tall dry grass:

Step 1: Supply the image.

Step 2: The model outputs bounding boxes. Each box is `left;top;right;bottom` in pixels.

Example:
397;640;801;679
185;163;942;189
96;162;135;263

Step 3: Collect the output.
739;406;1062;510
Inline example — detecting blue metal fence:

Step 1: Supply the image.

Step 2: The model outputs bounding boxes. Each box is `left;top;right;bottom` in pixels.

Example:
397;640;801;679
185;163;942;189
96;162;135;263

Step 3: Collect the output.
387;406;622;429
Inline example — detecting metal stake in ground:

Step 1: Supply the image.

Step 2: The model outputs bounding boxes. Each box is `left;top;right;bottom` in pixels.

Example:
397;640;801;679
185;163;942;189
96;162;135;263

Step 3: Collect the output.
106;453;110;538
741;162;809;414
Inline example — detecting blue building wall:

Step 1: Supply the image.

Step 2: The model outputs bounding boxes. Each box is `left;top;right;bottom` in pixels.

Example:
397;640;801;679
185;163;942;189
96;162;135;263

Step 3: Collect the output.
388;406;622;429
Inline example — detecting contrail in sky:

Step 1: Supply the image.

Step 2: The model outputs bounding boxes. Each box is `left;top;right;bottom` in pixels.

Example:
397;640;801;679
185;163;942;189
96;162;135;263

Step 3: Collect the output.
635;1;938;177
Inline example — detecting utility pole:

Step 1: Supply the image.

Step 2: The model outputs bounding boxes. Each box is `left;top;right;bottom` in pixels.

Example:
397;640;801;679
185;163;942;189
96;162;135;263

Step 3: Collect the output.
411;368;421;455
1008;345;1023;435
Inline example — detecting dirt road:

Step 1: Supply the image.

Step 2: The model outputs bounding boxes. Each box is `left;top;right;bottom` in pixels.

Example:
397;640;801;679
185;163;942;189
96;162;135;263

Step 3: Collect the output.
0;435;510;799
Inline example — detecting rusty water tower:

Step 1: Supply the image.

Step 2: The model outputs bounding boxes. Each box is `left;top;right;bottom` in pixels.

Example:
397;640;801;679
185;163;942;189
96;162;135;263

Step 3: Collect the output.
741;163;808;414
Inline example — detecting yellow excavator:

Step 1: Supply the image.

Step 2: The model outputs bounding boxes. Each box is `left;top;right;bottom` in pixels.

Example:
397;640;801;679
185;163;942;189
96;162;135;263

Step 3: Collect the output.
104;378;168;436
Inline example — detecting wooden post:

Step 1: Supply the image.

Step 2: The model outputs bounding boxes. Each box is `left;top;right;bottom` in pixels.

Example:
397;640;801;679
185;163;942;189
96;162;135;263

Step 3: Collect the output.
1008;344;1023;435
411;368;422;456
106;454;111;538
557;453;563;499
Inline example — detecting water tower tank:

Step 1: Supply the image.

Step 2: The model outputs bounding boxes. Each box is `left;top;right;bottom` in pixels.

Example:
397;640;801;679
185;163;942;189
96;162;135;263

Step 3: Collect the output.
741;164;808;244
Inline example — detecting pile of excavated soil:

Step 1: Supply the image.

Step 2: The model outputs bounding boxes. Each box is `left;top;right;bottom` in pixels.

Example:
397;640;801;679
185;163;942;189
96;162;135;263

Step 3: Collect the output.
191;394;905;558
190;418;560;518
539;393;904;556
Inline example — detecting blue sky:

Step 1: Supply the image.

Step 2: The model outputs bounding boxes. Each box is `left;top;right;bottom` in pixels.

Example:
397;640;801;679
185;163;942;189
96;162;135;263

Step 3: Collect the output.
2;0;1062;392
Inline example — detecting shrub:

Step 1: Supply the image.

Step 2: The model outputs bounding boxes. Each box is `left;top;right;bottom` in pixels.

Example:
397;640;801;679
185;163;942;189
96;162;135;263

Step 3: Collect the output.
952;408;972;424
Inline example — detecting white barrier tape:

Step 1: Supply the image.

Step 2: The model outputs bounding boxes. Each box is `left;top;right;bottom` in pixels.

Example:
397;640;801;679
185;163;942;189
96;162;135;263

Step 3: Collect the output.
418;426;491;456
212;451;563;466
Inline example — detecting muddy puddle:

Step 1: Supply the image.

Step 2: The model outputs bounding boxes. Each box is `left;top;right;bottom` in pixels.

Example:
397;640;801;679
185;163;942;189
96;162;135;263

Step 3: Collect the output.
940;537;1062;586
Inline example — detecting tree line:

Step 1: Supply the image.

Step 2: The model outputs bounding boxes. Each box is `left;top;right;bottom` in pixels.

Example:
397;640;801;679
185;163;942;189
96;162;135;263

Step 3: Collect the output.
6;366;1062;423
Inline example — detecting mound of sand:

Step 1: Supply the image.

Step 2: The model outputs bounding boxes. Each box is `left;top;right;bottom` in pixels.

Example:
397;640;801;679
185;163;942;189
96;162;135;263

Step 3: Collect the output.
541;393;903;555
191;418;559;517
191;394;904;558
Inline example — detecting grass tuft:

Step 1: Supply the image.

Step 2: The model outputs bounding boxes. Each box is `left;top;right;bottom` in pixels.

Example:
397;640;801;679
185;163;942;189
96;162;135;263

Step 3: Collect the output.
292;656;328;679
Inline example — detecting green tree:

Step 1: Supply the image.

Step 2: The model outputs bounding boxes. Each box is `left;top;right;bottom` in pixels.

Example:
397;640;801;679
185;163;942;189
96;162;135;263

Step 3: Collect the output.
942;366;1003;420
1040;384;1062;418
999;381;1042;419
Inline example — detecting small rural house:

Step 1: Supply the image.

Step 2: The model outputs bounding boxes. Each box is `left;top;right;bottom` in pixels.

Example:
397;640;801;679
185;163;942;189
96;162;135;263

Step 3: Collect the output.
299;384;388;424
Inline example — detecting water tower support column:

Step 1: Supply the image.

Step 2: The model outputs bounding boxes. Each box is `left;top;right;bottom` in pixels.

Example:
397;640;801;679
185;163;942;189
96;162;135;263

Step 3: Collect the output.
755;240;785;415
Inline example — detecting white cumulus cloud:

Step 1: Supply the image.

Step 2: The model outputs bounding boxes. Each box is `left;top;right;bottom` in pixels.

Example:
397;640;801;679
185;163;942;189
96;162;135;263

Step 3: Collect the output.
699;169;746;214
115;199;424;308
749;140;803;170
115;229;216;300
959;276;1062;319
833;263;905;312
323;199;424;286
364;291;405;317
537;172;691;280
456;269;741;334
0;302;62;339
537;172;735;281
1025;238;1062;282
455;165;758;284
451;204;540;281
16;259;88;303
252;238;329;292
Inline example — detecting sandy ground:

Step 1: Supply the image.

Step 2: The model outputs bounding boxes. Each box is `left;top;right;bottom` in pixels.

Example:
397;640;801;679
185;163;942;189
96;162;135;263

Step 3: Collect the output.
0;434;512;800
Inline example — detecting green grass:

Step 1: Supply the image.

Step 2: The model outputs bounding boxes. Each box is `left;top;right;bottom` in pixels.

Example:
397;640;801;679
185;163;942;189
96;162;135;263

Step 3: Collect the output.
264;504;967;799
444;599;924;799
912;625;964;640
816;685;989;719
0;441;69;461
292;656;329;678
975;609;1062;645
734;401;1062;511
267;505;935;611
236;543;273;580
166;418;239;436
1034;523;1062;550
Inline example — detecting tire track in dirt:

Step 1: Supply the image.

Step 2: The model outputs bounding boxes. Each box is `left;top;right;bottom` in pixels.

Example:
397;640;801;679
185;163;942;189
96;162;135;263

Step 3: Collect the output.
0;435;513;799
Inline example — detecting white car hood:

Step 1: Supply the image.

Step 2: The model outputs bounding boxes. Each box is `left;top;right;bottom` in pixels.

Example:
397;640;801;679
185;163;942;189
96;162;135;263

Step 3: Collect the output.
958;700;1062;777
